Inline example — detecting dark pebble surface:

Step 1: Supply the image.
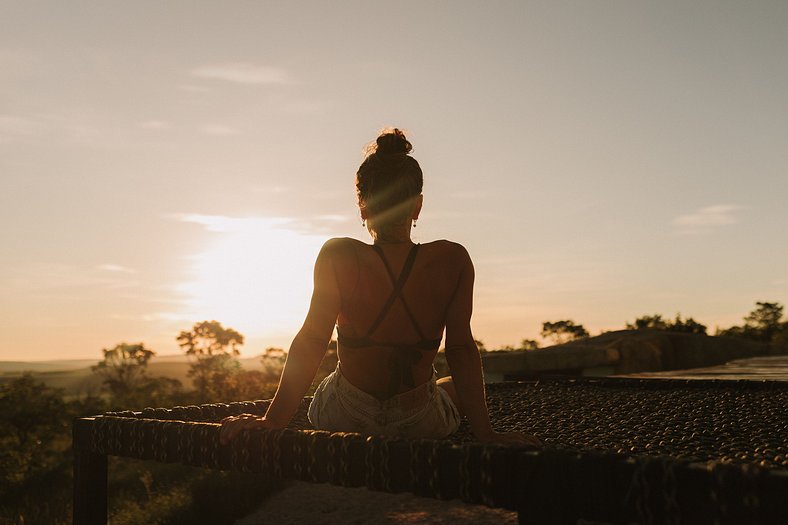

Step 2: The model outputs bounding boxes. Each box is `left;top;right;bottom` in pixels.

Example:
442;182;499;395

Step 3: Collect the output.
285;378;788;469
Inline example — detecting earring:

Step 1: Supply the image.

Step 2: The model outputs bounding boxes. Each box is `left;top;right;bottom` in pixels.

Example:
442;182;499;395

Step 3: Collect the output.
413;219;417;228
361;219;366;227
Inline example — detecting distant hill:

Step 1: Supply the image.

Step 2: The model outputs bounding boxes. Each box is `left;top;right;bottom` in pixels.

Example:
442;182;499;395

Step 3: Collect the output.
0;359;98;373
0;354;269;396
483;330;788;381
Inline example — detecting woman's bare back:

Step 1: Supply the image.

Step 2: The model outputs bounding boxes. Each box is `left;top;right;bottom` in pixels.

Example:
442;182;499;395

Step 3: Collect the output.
327;238;469;399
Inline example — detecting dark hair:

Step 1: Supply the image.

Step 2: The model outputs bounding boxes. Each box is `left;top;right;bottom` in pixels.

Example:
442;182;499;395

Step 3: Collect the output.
356;128;423;236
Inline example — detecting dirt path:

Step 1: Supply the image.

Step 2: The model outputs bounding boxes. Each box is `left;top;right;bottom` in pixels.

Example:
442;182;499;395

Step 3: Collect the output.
235;481;517;525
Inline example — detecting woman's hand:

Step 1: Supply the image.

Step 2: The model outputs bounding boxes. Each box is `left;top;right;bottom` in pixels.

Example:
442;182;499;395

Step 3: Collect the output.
476;430;543;448
219;414;286;445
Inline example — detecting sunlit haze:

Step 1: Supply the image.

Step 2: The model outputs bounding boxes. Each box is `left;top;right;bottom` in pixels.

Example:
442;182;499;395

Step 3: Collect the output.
2;1;787;360
173;214;325;342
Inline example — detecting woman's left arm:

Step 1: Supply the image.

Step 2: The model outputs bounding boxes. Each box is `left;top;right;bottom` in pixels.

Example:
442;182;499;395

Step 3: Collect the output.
220;240;342;444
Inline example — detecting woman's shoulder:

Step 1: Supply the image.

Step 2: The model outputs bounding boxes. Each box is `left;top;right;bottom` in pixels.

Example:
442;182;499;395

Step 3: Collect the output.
422;239;471;257
319;237;470;262
421;240;473;268
318;237;365;260
321;237;366;249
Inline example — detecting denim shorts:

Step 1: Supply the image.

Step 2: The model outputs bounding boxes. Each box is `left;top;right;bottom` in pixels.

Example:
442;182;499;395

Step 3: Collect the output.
308;365;461;439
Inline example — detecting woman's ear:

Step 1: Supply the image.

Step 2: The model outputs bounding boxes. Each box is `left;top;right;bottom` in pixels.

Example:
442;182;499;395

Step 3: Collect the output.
412;194;424;220
360;207;369;221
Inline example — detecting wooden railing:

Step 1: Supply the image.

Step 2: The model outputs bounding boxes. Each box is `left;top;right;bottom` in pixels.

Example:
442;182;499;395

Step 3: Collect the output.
73;379;788;524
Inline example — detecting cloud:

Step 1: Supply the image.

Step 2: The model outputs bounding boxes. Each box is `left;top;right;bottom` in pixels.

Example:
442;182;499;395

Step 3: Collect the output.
8;263;140;291
169;212;345;237
672;204;743;234
96;264;137;273
251;185;290;194
449;190;491;200
191;63;291;85
315;214;348;223
141;312;193;322
108;311;191;322
169;213;292;233
178;84;212;93
139;120;169;130
200;124;239;136
0;115;43;142
32;110;124;147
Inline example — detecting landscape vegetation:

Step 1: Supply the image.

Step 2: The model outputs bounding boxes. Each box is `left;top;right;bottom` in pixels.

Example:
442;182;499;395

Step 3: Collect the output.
1;301;786;524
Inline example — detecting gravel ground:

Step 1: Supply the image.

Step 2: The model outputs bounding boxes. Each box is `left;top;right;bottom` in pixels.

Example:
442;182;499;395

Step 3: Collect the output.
234;481;518;525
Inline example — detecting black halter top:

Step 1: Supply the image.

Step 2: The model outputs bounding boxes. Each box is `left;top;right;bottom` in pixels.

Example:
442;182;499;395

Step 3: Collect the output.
336;243;442;395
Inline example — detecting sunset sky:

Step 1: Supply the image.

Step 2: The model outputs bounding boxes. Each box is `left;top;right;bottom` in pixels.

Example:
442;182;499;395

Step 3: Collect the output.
2;1;787;361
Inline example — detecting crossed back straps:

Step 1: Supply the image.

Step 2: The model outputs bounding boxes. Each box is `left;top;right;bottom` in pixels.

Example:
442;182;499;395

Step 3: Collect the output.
362;243;427;342
336;243;441;396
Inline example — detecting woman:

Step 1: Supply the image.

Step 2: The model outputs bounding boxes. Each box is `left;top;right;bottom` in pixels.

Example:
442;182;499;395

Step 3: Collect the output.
220;129;540;446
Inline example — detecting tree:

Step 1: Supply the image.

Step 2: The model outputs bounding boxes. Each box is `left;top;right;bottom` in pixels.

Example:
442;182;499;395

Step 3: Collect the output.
474;339;488;352
717;301;785;343
232;369;279;401
260;347;286;382
774;324;788;346
0;374;67;485
177;320;245;402
143;376;185;407
520;339;540;351
669;314;707;335
626;314;668;331
177;320;244;357
92;343;155;407
91;342;184;408
626;314;707;335
744;302;784;342
540;320;589;345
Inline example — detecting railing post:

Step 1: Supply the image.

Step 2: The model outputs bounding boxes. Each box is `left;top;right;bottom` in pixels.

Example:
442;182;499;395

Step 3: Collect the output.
73;418;107;525
516;451;563;525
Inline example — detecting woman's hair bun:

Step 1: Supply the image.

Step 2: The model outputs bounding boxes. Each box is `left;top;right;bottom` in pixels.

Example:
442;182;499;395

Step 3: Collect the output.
375;128;412;155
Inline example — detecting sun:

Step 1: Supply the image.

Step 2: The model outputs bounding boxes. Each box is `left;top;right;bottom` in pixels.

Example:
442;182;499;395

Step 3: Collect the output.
176;216;326;348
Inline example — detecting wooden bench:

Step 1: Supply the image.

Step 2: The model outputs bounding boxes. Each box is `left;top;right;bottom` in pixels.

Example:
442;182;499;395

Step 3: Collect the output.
73;377;788;524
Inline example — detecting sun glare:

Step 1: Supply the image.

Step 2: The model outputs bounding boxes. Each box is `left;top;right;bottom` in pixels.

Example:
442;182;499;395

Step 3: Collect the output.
176;216;326;349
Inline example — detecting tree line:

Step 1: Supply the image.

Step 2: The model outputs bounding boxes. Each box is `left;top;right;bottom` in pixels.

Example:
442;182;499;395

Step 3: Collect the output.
0;319;293;524
92;320;293;411
481;300;788;351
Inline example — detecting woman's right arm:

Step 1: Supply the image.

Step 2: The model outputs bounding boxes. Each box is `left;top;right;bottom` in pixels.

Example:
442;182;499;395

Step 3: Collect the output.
443;245;541;446
220;239;342;444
